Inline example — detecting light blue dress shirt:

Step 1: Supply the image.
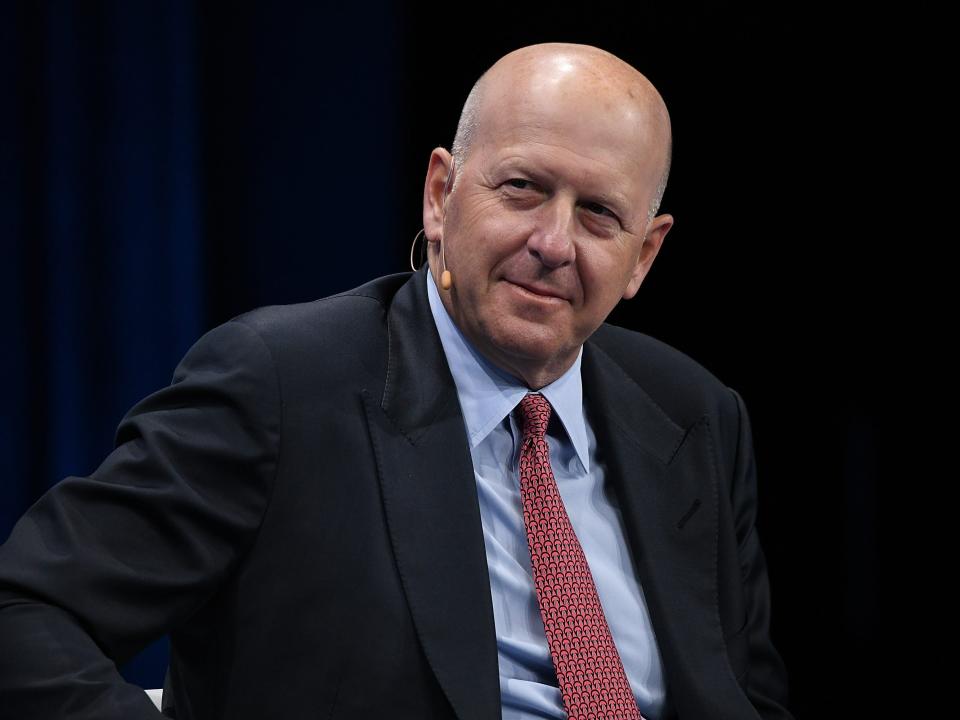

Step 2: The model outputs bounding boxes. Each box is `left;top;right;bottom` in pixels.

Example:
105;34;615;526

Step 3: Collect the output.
426;272;670;720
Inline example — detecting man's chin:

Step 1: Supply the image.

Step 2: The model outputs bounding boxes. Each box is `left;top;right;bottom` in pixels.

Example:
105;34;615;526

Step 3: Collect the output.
477;321;579;381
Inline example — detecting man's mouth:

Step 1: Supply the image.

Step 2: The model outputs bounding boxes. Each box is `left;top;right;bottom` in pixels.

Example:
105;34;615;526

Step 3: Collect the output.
505;279;568;302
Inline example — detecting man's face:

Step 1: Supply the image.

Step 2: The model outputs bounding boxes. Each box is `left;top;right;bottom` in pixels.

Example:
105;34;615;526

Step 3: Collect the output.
425;72;671;386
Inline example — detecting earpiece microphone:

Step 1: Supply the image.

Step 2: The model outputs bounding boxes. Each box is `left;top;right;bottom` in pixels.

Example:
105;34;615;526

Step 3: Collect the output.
439;159;456;291
440;244;453;290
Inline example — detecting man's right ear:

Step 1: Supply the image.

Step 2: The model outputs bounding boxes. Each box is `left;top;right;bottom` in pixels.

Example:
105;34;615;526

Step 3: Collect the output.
422;147;454;242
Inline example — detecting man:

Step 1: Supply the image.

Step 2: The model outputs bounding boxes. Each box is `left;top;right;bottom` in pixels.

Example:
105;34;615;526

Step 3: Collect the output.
0;43;792;719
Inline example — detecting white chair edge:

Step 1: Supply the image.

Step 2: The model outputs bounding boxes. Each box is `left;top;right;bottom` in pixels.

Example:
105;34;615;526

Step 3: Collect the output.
145;688;163;710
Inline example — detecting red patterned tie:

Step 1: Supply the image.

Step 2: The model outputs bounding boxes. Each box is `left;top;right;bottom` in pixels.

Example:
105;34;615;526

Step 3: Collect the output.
517;392;643;720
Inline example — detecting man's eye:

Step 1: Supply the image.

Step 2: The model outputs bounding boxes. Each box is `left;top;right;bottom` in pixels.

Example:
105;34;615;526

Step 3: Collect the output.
584;202;614;218
507;178;531;190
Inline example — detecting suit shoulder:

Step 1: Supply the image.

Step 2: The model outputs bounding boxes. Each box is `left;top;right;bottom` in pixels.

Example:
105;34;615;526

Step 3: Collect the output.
590;323;725;389
589;323;737;423
193;273;411;383
230;273;409;342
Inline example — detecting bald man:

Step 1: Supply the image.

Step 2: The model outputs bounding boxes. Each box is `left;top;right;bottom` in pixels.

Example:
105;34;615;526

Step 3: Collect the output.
0;44;792;720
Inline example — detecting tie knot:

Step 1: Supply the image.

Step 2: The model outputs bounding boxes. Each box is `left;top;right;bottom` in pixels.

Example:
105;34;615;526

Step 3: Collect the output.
517;393;551;440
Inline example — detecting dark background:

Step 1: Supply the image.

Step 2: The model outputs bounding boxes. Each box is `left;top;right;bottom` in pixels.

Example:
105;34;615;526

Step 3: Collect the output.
1;1;918;716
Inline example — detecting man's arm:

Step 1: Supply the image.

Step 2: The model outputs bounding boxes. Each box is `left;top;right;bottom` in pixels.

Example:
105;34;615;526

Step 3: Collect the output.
728;387;794;719
0;319;281;719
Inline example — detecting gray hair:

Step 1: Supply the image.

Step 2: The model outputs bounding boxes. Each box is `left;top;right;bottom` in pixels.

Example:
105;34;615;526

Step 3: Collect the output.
450;75;485;189
647;138;671;223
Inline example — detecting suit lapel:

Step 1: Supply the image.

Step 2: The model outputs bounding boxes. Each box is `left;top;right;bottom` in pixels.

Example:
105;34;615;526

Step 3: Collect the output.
362;269;500;720
582;340;755;717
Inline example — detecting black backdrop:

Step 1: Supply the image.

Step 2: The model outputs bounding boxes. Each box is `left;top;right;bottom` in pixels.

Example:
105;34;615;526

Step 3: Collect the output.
2;1;918;715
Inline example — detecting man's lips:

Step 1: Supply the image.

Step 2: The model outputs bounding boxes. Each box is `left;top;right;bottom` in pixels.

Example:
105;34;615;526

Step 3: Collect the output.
504;279;569;302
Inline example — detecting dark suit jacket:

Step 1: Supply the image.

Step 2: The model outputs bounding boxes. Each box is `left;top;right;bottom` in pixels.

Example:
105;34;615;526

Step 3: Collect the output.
0;268;792;719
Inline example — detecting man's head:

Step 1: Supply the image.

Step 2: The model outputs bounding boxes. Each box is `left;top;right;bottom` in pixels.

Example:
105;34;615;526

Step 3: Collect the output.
423;43;674;389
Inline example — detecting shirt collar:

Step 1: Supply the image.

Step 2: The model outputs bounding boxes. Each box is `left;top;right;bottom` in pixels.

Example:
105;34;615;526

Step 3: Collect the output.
426;270;591;471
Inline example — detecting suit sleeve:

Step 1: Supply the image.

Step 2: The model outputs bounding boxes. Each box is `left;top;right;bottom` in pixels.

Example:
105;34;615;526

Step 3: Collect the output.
727;387;794;719
0;319;281;719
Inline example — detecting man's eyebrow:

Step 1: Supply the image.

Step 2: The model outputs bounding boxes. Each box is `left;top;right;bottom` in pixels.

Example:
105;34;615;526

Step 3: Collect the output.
586;190;631;217
494;156;537;174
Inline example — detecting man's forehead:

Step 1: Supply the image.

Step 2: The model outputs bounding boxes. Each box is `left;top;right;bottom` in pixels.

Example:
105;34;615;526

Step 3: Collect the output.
474;50;665;155
489;85;653;142
474;82;661;180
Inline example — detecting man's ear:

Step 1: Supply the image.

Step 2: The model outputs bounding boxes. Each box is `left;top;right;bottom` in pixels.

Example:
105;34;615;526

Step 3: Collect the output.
422;147;454;243
623;213;673;299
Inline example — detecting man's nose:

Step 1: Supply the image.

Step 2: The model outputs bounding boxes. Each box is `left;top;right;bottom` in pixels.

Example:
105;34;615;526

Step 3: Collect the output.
526;201;576;268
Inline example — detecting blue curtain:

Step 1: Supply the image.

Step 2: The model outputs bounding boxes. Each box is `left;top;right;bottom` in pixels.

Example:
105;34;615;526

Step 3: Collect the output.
1;0;399;687
1;1;204;685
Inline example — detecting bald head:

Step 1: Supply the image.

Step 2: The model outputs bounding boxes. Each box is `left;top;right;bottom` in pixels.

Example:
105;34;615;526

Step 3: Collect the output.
451;43;672;221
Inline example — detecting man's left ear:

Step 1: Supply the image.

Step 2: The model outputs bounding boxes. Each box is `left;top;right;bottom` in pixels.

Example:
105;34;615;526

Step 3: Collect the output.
623;213;673;299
